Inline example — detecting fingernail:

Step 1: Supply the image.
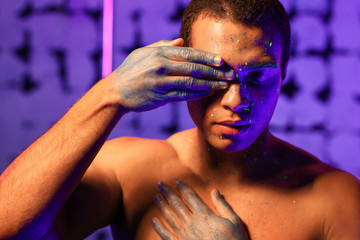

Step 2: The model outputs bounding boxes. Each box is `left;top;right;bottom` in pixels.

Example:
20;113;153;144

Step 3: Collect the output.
151;218;157;226
157;182;169;196
226;70;235;79
174;179;187;189
174;178;184;186
157;182;163;190
218;81;229;89
214;56;222;65
154;195;162;203
214;190;221;198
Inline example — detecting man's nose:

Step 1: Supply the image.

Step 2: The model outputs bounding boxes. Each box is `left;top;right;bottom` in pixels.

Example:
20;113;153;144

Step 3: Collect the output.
220;83;249;112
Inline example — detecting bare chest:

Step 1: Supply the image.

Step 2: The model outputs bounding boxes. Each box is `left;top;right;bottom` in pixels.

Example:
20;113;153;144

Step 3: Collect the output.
115;182;322;240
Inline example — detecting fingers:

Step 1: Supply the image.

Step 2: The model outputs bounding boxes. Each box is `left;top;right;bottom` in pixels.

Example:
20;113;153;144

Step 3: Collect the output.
163;46;224;67
174;179;211;215
158;76;229;91
211;189;242;225
165;61;234;80
154;194;183;232
157;182;192;223
168;38;184;47
159;89;212;102
148;40;235;82
151;217;177;240
211;189;250;240
147;39;223;68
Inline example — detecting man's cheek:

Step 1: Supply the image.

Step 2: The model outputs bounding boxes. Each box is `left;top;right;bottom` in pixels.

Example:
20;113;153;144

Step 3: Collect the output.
251;92;278;118
252;84;280;103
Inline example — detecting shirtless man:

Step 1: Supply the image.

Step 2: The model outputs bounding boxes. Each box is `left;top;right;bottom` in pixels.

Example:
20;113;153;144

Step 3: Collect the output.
1;0;360;239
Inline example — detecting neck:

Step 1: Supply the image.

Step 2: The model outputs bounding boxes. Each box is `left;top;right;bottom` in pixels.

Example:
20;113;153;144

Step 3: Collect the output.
190;127;281;183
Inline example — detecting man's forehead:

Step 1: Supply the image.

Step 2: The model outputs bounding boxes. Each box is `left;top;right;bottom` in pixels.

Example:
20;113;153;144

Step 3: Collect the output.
206;34;280;67
191;17;282;69
192;19;277;49
206;32;275;55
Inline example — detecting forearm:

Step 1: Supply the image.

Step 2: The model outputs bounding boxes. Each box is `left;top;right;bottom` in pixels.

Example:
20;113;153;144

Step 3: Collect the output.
0;77;125;239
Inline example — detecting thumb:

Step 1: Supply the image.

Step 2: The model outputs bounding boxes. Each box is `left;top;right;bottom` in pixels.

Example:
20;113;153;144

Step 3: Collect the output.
147;38;184;47
211;189;241;224
168;38;184;47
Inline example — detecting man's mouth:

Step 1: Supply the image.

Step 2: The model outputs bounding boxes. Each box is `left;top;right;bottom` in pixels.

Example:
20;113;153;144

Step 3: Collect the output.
214;121;251;135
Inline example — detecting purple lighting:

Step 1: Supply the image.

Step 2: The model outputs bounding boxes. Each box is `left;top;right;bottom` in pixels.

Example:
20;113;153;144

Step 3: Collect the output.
102;0;114;78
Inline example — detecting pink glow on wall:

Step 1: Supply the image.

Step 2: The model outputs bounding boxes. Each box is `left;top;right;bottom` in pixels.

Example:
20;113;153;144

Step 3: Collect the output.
102;0;114;78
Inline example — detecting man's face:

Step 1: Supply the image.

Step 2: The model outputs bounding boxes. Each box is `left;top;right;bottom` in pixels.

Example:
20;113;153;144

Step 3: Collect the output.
188;16;283;152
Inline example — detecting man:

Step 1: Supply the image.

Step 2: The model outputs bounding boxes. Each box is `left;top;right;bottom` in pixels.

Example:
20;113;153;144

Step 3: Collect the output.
1;0;359;239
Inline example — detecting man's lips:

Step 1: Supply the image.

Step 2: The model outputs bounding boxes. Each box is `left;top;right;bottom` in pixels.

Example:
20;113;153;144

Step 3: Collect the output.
217;120;250;126
214;121;251;135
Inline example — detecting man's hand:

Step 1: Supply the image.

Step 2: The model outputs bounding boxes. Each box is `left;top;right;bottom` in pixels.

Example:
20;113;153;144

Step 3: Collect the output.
110;38;234;112
152;180;249;240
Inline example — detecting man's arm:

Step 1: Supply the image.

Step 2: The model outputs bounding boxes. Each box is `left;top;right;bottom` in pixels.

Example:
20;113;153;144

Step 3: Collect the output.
0;78;125;239
0;38;233;239
42;159;123;239
319;172;360;240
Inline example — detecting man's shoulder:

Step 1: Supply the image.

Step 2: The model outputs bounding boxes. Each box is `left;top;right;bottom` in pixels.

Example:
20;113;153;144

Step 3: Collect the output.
166;128;196;145
91;135;183;189
99;135;179;162
95;128;196;166
275;135;359;184
312;170;360;239
313;169;360;200
272;134;359;191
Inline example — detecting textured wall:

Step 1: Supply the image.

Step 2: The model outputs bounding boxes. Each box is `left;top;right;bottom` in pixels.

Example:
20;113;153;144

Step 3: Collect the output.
0;0;359;239
0;0;103;169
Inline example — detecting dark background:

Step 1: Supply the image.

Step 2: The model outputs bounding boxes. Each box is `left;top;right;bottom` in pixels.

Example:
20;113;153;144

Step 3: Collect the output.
0;0;359;239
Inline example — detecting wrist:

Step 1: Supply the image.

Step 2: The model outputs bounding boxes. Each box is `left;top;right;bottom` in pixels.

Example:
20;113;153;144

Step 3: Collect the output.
98;74;129;116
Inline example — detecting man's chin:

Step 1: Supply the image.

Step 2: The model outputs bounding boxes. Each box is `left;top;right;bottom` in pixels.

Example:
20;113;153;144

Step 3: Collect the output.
205;134;257;153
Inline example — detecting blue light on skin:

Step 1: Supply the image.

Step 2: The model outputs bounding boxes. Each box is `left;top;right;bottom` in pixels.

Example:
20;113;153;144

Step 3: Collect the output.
235;61;279;84
237;62;279;73
189;57;282;151
187;17;283;153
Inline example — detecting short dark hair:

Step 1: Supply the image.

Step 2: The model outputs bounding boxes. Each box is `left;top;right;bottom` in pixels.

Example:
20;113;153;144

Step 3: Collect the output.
180;0;291;79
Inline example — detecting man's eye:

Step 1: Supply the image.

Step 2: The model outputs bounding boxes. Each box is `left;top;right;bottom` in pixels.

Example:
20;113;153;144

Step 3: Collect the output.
246;71;266;83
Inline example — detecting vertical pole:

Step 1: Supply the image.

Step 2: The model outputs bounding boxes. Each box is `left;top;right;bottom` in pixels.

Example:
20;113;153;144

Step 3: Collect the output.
102;0;114;78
